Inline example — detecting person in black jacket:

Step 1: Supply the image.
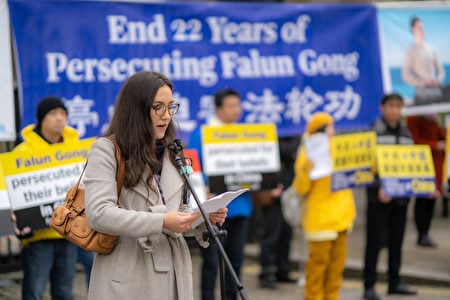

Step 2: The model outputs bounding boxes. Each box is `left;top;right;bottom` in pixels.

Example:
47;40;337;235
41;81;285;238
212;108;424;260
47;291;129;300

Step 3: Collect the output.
257;136;300;289
363;93;417;300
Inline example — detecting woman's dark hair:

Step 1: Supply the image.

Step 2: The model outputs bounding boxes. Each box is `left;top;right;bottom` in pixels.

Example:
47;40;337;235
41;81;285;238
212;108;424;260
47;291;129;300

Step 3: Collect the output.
105;71;177;189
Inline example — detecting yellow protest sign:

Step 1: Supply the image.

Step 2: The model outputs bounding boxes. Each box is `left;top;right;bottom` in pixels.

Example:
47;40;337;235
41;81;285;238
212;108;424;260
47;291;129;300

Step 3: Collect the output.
0;138;95;230
202;123;277;144
376;145;436;197
330;131;376;191
1;138;94;175
0;162;6;190
201;123;280;193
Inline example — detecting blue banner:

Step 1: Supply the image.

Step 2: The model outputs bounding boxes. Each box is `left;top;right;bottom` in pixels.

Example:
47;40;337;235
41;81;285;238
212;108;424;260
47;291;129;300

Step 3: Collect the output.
8;0;383;142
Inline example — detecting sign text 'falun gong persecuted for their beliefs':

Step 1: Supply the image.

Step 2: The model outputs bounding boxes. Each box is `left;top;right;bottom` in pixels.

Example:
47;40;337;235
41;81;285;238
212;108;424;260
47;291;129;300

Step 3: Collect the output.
0;138;95;230
201;123;280;193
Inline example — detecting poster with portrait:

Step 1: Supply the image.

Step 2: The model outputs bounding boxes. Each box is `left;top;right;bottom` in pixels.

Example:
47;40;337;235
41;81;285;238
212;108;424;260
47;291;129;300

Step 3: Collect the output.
378;3;450;116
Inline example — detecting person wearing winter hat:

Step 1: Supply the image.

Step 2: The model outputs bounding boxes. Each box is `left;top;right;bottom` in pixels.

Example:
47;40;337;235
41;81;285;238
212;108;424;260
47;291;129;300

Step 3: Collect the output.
11;96;81;299
35;96;68;130
306;111;334;135
292;112;356;300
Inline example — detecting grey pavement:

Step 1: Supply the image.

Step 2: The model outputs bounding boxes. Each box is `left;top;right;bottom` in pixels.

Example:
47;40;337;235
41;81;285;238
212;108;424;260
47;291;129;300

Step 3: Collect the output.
240;187;450;299
250;187;450;286
1;187;450;299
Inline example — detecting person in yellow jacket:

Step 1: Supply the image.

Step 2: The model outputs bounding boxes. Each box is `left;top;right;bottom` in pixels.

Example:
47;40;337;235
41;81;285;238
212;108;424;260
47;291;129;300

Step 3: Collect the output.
12;96;80;300
292;112;356;300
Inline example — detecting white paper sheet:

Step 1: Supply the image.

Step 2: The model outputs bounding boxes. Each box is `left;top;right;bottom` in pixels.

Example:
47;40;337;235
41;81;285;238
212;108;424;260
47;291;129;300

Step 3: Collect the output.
304;133;332;180
192;188;249;227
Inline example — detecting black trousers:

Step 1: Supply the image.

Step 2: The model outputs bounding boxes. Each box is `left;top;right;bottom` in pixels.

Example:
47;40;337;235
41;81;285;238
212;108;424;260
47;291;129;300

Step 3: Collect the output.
414;197;436;238
201;216;249;300
363;200;408;289
259;198;293;279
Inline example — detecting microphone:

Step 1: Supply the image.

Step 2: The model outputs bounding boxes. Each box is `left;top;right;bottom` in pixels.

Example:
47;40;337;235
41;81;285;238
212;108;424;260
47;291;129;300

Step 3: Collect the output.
166;139;193;175
166;139;184;156
166;139;193;204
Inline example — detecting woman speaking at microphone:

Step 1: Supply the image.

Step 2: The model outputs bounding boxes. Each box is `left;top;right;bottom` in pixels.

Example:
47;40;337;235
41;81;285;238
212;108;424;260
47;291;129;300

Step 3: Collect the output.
84;71;227;299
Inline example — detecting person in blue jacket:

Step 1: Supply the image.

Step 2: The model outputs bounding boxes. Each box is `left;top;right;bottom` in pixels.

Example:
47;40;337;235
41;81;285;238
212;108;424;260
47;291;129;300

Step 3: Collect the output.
188;88;252;300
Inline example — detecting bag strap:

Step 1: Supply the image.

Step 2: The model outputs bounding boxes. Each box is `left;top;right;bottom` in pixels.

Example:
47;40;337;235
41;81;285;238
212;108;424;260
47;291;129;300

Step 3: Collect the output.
67;162;88;207
106;136;125;201
67;137;125;206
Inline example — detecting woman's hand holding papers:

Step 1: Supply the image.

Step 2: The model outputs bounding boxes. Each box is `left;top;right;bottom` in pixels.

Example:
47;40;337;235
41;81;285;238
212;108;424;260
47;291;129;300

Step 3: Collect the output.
208;208;228;226
163;211;202;233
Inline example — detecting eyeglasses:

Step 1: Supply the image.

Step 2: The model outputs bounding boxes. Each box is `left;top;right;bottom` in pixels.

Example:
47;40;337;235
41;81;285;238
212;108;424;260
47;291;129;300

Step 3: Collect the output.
152;103;180;116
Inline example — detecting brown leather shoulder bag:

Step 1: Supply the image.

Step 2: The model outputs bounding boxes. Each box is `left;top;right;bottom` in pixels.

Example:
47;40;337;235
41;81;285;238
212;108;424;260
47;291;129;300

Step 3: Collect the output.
50;137;124;254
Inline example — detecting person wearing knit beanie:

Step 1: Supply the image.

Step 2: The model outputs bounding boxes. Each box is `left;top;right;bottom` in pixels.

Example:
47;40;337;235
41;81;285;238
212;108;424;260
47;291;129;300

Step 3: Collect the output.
12;95;83;300
36;96;68;129
306;112;334;135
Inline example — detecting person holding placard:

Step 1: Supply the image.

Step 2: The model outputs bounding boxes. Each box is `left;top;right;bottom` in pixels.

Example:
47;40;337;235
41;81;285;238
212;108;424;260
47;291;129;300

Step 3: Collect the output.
363;93;417;300
188;88;253;300
12;96;81;300
406;114;445;248
292;112;356;300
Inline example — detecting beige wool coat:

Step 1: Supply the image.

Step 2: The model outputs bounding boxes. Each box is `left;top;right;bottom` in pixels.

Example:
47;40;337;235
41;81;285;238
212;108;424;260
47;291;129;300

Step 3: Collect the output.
84;138;198;300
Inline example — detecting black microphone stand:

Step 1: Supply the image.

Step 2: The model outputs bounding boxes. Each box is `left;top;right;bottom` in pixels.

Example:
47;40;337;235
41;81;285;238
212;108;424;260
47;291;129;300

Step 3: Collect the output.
167;139;249;300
